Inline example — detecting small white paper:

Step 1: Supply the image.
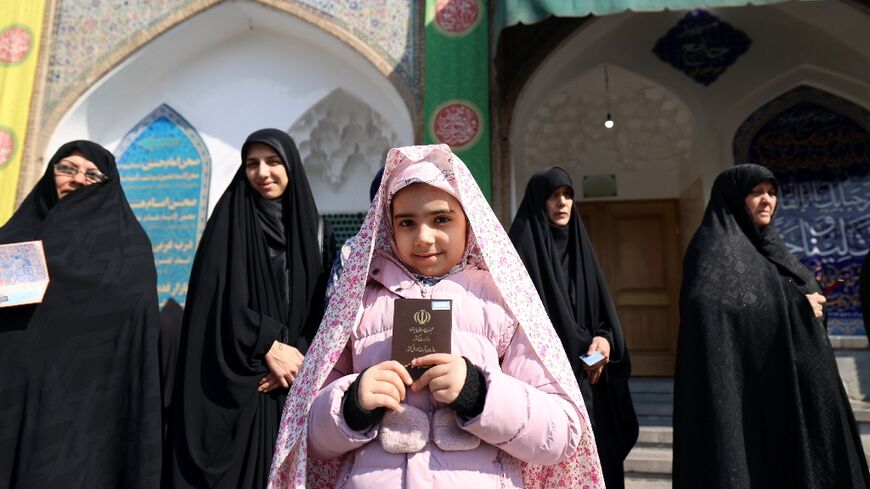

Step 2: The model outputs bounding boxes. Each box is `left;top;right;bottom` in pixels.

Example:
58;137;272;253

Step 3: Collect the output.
431;300;451;311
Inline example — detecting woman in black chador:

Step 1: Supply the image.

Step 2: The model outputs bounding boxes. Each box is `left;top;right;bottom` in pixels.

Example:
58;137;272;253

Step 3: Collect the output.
673;164;869;488
0;141;162;488
167;129;334;488
508;167;638;489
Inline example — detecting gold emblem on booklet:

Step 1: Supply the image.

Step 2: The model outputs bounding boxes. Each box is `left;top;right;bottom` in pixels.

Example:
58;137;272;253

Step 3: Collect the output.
392;298;452;380
413;309;431;325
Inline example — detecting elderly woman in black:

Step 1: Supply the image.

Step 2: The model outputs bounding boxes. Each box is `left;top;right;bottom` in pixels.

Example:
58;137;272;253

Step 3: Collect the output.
0;141;162;488
508;167;638;489
672;163;869;488
167;129;334;489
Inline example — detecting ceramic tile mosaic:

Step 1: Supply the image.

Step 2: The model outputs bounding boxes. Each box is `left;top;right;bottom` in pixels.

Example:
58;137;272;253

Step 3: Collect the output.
42;0;421;124
733;86;870;336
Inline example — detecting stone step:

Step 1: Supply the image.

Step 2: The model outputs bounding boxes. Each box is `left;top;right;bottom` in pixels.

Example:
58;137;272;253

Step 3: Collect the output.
624;446;672;475
634;400;673;417
638;415;673;427
625;474;672;489
851;401;870;423
621;378;870;488
637;425;673;446
629;377;674;394
631;391;673;403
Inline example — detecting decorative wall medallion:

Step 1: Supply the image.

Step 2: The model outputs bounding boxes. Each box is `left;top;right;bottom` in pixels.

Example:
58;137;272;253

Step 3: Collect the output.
653;10;751;86
0;25;32;65
434;0;482;36
430;100;482;151
0;127;15;167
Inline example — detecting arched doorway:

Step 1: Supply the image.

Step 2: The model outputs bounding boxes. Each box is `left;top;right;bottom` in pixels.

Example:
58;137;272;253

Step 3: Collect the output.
734;85;870;335
43;0;413;215
513;63;696;376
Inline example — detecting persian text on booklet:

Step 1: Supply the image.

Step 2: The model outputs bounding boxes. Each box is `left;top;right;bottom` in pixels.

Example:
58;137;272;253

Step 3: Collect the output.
0;25;32;64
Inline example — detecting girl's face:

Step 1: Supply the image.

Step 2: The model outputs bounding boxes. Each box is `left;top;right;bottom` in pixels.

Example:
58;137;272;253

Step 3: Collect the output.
744;180;777;228
391;183;467;277
244;143;289;200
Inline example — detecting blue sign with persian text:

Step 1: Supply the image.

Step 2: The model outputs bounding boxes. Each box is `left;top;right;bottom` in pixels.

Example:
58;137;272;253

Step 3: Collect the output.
115;104;210;307
774;170;869;335
734;86;870;335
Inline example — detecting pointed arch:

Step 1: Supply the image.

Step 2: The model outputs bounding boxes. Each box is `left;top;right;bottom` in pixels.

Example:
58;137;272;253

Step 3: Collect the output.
514;63;695;205
115;104;211;307
289;88;399;187
37;0;419;168
733;85;870;335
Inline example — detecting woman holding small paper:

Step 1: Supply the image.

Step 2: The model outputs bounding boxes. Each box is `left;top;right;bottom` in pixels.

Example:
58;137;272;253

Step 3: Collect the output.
0;140;162;488
268;145;604;489
508;167;638;489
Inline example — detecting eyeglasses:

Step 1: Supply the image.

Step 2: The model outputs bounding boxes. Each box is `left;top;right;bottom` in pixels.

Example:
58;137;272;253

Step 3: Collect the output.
54;162;108;184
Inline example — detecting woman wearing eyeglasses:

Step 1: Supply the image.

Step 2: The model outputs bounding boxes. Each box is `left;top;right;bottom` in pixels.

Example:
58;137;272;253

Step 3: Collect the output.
0;141;162;488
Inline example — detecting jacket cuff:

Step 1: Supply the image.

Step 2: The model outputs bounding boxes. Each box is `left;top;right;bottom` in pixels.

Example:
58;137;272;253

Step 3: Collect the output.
449;357;487;419
342;367;386;431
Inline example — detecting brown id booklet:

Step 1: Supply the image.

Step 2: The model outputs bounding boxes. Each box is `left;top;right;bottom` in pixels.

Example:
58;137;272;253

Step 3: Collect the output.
391;298;452;380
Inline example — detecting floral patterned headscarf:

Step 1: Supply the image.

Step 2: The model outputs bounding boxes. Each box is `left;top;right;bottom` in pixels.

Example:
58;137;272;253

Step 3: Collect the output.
268;144;603;489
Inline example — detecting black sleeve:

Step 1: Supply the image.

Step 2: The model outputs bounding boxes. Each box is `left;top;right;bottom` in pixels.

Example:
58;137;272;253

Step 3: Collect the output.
449;357;487;419
342;368;387;432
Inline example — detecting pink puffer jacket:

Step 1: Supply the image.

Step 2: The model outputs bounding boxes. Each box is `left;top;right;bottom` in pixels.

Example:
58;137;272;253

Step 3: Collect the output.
307;254;583;489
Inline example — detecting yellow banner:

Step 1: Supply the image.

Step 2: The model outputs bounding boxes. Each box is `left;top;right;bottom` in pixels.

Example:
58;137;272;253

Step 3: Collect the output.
0;1;47;225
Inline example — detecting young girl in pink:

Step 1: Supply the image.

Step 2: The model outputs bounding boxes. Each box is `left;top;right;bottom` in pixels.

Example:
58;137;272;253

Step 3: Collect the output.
268;145;603;489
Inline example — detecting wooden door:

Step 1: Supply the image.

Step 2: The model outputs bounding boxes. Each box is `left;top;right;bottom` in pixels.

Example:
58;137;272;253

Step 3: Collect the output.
579;200;681;376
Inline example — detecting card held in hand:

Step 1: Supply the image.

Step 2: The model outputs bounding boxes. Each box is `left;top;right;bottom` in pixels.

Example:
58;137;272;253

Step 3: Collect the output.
391;298;452;380
0;240;50;308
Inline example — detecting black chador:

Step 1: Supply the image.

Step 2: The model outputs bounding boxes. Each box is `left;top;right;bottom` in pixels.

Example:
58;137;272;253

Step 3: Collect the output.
167;129;334;489
673;164;869;488
0;141;162;488
509;167;638;489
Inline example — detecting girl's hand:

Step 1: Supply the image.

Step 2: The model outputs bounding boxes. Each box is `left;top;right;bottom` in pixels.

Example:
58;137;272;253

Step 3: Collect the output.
806;292;827;318
584;336;611;385
411;353;467;404
358;361;413;411
263;341;304;391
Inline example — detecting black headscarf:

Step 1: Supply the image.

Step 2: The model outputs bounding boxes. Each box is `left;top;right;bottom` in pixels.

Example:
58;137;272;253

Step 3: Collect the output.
0;141;162;488
673;164;869;488
167;129;334;489
508;167;638;489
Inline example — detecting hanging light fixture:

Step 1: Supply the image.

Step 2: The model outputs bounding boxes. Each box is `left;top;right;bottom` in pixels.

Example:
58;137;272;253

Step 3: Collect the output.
603;64;614;129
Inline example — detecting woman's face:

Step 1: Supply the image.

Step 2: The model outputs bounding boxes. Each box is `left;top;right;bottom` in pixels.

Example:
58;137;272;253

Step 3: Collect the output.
245;143;289;200
546;185;574;227
391;183;467;277
53;150;106;199
744;180;777;228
